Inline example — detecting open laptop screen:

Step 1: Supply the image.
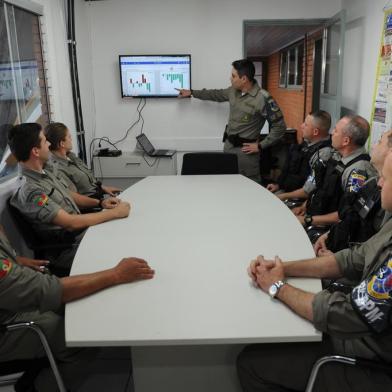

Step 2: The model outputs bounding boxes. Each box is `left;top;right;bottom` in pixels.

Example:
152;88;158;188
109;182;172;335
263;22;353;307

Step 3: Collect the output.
136;133;155;154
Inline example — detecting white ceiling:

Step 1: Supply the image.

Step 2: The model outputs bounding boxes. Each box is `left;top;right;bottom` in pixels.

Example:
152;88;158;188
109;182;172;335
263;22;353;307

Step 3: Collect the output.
245;22;326;57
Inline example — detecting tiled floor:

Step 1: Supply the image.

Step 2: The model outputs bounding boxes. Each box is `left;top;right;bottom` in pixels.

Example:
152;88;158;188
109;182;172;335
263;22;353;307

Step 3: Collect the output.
0;348;134;392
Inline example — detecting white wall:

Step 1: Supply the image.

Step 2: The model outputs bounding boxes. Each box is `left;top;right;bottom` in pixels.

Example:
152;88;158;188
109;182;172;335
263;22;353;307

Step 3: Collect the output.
75;0;341;155
13;0;388;156
341;0;386;121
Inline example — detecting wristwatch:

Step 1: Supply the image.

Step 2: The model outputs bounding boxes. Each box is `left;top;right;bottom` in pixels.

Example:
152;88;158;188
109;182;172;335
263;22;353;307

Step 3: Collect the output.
268;280;286;298
304;214;313;227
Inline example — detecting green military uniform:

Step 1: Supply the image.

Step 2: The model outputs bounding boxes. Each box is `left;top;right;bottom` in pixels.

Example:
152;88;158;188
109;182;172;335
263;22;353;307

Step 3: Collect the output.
237;217;392;392
192;82;286;182
0;230;96;392
45;156;77;194
10;166;83;272
48;152;98;197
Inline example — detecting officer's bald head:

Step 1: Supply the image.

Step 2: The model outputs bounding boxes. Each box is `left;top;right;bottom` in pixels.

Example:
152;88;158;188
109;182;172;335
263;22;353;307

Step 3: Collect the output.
341;115;370;147
8;123;42;162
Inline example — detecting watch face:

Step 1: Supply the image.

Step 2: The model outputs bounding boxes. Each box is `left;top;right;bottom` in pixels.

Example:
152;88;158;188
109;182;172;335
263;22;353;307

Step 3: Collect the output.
269;284;278;297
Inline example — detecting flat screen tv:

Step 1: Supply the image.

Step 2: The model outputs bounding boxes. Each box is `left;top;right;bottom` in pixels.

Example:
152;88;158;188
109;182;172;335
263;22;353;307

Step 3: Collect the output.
119;54;191;98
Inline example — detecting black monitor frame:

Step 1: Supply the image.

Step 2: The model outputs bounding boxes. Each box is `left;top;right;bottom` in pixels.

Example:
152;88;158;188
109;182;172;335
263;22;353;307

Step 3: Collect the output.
119;54;191;98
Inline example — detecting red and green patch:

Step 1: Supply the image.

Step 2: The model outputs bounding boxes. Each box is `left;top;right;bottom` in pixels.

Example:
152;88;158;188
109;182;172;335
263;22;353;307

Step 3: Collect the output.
0;259;12;279
33;193;48;207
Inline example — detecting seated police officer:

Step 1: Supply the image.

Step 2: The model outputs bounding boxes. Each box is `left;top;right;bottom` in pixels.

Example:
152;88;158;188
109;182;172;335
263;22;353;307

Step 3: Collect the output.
0;225;154;392
284;115;376;237
8;123;130;275
237;150;392;392
45;122;121;198
267;110;332;195
315;129;392;255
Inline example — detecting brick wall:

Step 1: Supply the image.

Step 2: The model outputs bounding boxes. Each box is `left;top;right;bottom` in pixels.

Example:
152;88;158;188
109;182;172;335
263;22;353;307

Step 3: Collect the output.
305;37;314;118
265;35;319;142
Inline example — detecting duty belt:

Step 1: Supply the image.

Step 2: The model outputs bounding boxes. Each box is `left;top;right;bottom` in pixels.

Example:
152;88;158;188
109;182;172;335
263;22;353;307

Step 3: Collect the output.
223;131;257;147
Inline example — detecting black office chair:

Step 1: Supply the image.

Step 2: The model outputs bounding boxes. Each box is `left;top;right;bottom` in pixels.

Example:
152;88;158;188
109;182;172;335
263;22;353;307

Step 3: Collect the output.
0;322;66;392
283;198;306;209
305;355;392;392
7;197;80;276
306;225;329;244
181;152;239;175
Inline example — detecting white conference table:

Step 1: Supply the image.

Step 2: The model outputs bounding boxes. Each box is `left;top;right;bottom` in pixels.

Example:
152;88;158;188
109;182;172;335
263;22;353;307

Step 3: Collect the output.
65;175;321;392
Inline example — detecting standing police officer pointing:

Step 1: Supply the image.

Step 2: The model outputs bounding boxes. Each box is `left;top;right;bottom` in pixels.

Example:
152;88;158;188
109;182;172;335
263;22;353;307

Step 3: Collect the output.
177;59;286;183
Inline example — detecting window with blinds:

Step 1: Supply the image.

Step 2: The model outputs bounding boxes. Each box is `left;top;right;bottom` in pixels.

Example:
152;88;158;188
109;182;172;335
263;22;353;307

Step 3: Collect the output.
0;0;51;181
279;41;304;89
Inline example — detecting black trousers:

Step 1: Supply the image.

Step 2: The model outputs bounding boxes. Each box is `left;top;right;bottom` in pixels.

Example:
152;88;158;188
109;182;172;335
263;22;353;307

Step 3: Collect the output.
237;341;392;392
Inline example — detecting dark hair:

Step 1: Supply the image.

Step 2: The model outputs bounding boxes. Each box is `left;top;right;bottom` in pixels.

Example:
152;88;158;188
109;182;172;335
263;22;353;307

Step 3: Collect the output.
342;115;370;147
232;59;255;82
44;122;68;151
8;123;42;162
310;110;331;134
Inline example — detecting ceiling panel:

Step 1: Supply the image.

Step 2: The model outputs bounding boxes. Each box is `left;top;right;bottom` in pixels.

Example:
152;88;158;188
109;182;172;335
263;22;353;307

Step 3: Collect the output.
245;24;324;57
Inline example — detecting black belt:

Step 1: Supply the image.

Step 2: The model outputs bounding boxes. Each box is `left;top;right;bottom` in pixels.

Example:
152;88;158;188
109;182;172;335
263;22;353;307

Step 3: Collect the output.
223;131;257;147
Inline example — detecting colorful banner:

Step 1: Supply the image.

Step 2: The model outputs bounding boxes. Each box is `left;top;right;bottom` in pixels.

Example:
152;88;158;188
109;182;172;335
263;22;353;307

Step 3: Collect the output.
370;10;392;147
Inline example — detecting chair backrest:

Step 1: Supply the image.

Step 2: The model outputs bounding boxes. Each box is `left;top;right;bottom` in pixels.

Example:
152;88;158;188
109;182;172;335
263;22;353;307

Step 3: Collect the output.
7;196;40;251
181;152;239;175
0;177;33;257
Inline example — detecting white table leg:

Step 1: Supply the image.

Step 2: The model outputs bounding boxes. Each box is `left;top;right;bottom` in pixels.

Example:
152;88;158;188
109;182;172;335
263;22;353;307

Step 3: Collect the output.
132;344;244;392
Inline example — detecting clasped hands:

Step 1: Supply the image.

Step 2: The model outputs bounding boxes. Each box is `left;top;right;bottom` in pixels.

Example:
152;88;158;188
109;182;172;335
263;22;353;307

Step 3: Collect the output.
248;255;285;293
100;196;121;209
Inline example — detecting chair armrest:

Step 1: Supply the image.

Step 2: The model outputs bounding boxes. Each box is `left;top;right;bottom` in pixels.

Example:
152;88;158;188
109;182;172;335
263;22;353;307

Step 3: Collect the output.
0;321;67;392
0;321;33;333
306;355;392;392
325;281;354;294
284;199;305;208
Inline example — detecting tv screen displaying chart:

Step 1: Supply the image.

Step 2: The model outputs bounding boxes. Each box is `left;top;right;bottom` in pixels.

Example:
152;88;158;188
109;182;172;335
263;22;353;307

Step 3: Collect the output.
119;54;191;98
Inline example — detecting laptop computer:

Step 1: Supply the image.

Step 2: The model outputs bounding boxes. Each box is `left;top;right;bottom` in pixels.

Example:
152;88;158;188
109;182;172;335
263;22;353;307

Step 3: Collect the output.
136;133;176;157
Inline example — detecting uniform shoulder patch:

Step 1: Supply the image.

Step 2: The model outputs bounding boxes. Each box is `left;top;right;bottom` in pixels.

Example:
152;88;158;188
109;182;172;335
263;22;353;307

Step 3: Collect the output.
351;255;392;333
0;259;12;279
347;170;367;193
32;193;49;207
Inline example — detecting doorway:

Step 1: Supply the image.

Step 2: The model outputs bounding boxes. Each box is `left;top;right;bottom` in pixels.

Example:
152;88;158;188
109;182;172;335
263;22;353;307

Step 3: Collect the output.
243;14;346;133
